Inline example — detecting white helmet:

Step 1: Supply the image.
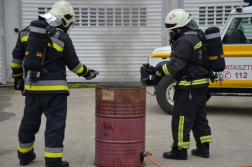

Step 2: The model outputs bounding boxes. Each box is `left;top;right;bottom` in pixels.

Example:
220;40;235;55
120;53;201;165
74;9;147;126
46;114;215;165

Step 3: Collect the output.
39;0;76;27
165;9;191;30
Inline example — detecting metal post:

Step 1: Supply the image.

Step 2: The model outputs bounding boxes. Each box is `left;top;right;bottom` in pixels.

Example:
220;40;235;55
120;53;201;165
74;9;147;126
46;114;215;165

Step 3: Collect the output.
0;0;6;84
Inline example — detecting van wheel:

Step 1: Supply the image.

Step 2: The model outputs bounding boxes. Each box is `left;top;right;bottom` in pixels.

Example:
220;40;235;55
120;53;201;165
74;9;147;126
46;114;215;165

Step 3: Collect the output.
156;75;175;115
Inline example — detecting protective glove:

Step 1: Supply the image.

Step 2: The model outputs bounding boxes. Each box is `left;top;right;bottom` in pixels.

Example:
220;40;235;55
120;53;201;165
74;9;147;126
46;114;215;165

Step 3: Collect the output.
14;77;24;91
143;64;164;77
142;63;154;69
85;69;96;80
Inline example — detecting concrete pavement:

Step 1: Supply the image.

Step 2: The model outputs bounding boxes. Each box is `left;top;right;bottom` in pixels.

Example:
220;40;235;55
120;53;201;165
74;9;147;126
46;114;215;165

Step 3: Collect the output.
1;87;252;167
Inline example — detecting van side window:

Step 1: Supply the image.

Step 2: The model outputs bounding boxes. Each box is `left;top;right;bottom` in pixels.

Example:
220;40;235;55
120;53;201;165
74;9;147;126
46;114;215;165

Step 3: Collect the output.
222;17;252;44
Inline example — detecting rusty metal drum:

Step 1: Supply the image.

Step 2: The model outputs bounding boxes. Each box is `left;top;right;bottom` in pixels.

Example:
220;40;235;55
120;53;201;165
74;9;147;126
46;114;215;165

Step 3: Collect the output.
95;85;146;167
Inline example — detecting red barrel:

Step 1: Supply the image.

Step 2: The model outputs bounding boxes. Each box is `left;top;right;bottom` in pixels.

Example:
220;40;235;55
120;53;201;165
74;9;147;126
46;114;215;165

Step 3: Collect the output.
95;85;146;167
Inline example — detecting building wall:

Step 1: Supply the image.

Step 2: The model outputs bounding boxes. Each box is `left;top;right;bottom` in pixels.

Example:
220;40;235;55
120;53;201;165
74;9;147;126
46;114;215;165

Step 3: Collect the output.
0;0;6;84
3;0;21;83
2;0;248;83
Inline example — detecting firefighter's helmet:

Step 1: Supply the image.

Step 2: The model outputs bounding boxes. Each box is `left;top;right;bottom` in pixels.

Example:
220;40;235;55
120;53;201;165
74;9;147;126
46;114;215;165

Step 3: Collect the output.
38;0;76;27
165;9;191;30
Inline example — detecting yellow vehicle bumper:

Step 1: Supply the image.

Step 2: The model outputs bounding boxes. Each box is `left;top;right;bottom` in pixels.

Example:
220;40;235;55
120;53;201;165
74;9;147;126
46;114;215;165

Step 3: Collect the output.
209;80;252;88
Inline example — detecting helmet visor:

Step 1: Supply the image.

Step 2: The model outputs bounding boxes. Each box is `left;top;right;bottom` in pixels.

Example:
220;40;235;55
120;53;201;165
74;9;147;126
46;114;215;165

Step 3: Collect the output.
185;20;199;30
165;23;177;29
38;13;61;26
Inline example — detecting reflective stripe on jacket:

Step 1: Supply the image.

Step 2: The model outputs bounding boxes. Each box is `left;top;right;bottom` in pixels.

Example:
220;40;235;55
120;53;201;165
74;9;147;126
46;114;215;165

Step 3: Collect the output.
174;78;209;89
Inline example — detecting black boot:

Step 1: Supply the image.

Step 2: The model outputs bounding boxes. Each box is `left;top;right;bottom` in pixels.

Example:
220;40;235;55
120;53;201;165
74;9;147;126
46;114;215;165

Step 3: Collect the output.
57;161;69;167
191;149;209;158
19;152;36;166
191;143;209;158
163;149;187;160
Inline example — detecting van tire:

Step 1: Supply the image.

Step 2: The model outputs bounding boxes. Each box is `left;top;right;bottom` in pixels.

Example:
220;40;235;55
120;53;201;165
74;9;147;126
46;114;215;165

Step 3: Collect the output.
156;75;175;115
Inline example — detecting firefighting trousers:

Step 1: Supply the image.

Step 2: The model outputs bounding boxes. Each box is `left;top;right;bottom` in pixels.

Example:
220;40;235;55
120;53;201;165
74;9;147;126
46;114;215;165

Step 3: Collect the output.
17;93;67;167
171;87;212;152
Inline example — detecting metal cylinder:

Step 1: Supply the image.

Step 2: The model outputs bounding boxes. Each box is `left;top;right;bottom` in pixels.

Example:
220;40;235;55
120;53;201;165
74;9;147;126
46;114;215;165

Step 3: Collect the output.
95;85;146;167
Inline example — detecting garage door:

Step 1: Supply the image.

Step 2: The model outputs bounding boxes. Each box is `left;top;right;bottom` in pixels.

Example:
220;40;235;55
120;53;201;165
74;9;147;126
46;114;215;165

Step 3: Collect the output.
21;0;163;82
183;0;248;31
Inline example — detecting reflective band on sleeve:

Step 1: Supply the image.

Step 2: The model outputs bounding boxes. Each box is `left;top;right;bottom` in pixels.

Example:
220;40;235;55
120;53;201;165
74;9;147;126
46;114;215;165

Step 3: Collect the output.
45;147;63;153
194;41;202;50
45;152;63;158
21;36;29;43
29;26;46;34
50;37;65;48
13;73;24;77
20;31;29;38
11;62;22;68
74;65;84;74
71;62;82;73
174;78;209;86
200;135;212;143
205;32;220;40
18;143;34;153
162;64;170;75
12;58;23;64
80;67;89;76
48;42;63;52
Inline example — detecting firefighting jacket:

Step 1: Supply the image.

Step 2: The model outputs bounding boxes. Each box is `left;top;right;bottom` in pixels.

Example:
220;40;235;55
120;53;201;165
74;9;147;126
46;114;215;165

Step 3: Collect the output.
162;27;209;89
11;23;92;95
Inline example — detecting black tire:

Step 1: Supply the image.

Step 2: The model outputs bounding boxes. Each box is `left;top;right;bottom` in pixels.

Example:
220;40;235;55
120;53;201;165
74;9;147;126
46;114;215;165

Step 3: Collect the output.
156;75;175;115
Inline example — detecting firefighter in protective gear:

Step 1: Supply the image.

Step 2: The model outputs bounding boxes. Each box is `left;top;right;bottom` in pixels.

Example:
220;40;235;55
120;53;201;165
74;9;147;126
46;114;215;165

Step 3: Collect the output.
144;9;212;160
11;1;96;167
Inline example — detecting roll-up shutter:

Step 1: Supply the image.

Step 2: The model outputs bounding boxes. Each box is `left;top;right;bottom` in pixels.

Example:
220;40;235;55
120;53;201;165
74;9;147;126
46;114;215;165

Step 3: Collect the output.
21;0;163;82
183;0;248;31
